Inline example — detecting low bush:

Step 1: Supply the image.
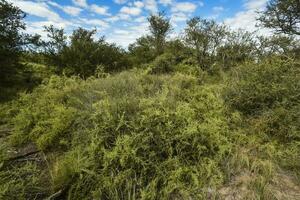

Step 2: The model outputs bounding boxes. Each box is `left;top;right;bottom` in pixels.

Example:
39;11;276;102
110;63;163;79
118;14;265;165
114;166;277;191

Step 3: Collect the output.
148;53;177;74
7;71;232;199
224;56;300;115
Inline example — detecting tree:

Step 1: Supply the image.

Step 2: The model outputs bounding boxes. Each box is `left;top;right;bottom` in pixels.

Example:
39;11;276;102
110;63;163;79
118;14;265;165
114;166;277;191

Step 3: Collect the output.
185;17;227;70
43;25;67;68
148;12;172;56
60;28;99;77
216;30;256;70
0;0;26;73
43;27;129;77
258;0;300;35
256;34;298;57
128;36;156;66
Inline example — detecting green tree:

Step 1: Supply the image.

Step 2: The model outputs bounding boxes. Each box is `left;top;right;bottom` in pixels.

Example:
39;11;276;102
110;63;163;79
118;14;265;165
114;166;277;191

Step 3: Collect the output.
60;28;99;77
128;36;156;66
43;27;129;77
0;0;26;77
216;30;256;70
43;25;67;69
256;34;298;57
258;0;300;35
0;0;41;101
185;17;227;70
148;12;172;56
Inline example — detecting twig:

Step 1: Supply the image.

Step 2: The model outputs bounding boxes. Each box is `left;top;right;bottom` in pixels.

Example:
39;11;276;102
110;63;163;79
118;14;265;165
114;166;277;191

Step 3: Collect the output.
45;190;63;200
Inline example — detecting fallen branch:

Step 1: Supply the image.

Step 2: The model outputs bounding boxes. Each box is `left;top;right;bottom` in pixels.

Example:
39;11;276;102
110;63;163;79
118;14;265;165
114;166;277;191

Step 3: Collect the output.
45;190;63;200
7;150;40;162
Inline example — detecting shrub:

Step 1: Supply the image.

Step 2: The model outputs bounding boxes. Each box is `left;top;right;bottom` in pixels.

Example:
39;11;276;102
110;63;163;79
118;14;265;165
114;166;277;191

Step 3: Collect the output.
225;56;300;115
148;53;176;74
224;56;300;142
8;72;232;199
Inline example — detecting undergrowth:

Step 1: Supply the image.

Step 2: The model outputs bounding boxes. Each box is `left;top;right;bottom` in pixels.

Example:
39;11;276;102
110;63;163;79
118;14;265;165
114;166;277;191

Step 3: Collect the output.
0;56;299;199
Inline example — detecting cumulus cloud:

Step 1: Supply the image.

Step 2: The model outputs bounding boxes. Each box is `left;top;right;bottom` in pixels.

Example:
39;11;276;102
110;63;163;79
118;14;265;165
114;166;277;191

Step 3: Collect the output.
159;0;172;6
63;6;82;16
72;0;88;8
171;2;197;13
245;0;268;10
79;18;110;29
171;12;188;23
134;16;147;23
90;4;111;16
144;0;158;13
134;1;144;8
48;2;82;16
224;0;269;33
120;6;142;16
9;0;61;21
114;0;128;4
107;22;149;47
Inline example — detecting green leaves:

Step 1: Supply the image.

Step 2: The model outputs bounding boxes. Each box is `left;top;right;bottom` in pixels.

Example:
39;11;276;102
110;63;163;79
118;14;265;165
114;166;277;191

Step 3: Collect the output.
7;71;232;199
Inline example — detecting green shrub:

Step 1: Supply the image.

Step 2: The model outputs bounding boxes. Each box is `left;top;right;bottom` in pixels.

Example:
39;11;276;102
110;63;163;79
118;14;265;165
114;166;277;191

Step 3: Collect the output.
0;162;48;199
224;57;300;142
8;71;232;199
224;56;300;115
148;53;176;74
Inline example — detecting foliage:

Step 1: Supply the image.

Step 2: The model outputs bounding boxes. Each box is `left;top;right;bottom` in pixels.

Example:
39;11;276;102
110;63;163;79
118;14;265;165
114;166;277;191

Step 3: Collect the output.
1;1;300;199
258;0;300;35
43;27;129;78
6;72;232;199
0;0;25;70
224;56;300;181
224;56;300;115
216;30;256;70
148;12;172;56
185;17;227;70
128;36;156;66
148;53;177;74
0;162;48;199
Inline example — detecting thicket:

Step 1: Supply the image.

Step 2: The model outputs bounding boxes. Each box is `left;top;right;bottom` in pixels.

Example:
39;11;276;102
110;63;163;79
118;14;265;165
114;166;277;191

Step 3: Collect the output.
1;0;300;199
2;72;232;199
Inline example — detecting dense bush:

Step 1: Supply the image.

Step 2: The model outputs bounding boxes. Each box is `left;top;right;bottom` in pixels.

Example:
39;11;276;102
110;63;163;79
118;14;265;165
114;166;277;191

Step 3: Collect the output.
7;71;232;199
225;57;300;115
148;53;177;74
225;56;300;143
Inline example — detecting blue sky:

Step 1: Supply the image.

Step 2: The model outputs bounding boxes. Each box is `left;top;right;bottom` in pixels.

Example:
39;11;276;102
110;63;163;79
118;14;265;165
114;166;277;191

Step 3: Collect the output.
8;0;268;47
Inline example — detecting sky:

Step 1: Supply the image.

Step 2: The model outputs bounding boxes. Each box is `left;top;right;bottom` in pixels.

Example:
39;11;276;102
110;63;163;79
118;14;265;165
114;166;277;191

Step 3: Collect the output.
8;0;269;48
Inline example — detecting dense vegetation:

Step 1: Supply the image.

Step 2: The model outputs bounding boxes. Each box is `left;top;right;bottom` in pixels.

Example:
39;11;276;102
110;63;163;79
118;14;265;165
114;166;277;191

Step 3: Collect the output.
0;0;299;199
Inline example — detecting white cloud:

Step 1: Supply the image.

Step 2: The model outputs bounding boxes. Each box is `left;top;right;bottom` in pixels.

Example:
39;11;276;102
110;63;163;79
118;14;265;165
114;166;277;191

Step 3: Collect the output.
63;6;82;16
224;0;269;34
159;0;172;6
120;6;142;16
244;0;268;10
114;29;131;34
134;1;144;8
107;22;149;47
144;0;158;13
90;4;110;16
48;2;82;16
171;12;188;23
213;6;224;12
118;13;132;20
72;0;88;8
134;16;147;23
79;18;110;29
207;6;225;19
114;0;128;4
171;2;197;13
10;0;61;22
